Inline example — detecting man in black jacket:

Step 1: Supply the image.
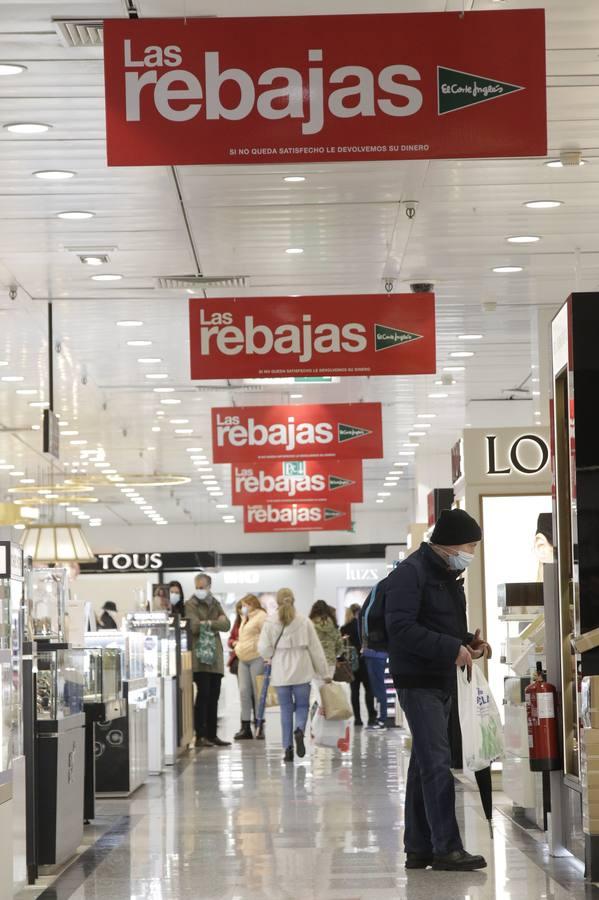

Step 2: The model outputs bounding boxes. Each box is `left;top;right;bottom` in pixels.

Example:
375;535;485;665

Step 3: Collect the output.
385;509;491;872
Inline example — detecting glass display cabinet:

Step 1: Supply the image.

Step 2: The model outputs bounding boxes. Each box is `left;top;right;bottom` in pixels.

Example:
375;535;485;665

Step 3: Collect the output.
84;630;148;797
30;568;68;641
35;643;85;868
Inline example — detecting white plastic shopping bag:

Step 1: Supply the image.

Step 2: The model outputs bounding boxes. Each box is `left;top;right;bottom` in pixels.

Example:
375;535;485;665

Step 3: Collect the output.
310;703;352;752
457;664;504;772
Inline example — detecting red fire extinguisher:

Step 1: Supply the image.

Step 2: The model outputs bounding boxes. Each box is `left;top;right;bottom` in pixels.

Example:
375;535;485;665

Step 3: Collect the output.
525;662;561;771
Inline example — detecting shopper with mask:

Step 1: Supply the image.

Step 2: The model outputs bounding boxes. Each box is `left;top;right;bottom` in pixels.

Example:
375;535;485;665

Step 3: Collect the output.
385;508;491;873
167;580;186;617
185;573;231;748
234;594;267;741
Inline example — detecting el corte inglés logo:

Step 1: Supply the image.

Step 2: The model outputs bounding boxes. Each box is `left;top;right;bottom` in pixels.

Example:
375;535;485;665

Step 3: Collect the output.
438;67;524;115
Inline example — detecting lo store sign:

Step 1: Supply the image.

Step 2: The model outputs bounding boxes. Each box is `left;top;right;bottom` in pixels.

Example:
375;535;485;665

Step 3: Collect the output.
103;11;546;166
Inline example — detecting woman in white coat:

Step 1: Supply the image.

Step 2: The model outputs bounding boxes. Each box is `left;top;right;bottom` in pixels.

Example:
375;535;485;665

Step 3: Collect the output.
258;587;330;762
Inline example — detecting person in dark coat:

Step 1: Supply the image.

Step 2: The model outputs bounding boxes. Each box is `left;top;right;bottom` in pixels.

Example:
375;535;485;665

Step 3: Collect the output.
385;509;491;873
98;601;118;630
341;603;377;727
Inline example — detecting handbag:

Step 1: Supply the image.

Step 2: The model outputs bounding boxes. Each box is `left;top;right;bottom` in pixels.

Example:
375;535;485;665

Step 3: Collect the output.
333;658;354;683
195;623;217;666
319;681;353;721
255;674;279;708
228;655;239;676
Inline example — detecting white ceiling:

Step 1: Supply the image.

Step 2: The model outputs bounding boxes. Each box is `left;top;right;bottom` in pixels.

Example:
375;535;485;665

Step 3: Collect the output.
0;0;598;536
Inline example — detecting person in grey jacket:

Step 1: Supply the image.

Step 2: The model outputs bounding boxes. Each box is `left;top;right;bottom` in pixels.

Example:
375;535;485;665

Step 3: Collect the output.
185;573;231;748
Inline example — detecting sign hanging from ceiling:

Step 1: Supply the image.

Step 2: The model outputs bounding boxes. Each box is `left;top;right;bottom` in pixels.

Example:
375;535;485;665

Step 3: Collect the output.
212;403;383;463
243;502;352;533
103;10;547;167
189;294;435;380
232;458;363;505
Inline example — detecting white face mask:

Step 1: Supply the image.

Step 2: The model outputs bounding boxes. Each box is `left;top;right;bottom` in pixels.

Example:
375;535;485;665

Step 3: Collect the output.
170;592;181;604
448;550;475;572
195;589;208;600
241;605;249;617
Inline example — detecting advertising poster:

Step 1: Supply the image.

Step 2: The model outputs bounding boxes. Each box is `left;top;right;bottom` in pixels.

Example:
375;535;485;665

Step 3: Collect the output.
189;294;435;379
231;458;363;504
243;502;352;533
212;403;383;462
104;10;546;166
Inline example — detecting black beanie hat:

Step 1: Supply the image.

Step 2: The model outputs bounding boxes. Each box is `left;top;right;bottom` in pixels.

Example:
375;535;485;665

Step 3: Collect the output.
103;601;117;612
430;509;482;545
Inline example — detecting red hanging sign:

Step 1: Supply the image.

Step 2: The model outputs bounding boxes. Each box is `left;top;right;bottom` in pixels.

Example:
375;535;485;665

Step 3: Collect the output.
212;403;383;463
189;294;435;380
243;502;352;533
231;459;363;505
103;10;546;167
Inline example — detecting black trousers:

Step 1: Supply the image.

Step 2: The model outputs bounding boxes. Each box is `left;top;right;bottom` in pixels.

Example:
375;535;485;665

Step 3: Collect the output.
193;672;223;739
350;658;377;724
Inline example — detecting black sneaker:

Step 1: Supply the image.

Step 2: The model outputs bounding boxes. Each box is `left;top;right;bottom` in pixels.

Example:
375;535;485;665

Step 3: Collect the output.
354;719;363;728
405;853;433;869
284;747;294;763
432;850;487;871
294;727;306;758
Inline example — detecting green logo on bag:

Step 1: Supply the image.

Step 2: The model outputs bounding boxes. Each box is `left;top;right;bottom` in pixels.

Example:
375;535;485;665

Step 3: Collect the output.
438;66;524;115
338;423;371;443
374;323;422;352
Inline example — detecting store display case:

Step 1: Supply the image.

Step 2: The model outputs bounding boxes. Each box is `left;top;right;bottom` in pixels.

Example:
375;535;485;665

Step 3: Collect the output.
35;643;85;869
82;647;125;822
84;631;148;796
30;568;68;641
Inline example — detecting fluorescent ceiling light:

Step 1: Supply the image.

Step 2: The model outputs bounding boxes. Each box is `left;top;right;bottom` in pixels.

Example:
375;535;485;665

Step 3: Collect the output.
70;439;87;446
284;176;306;182
16;389;38;395
524;200;562;209
33;170;75;180
417;413;436;419
127;340;151;346
160;398;181;405
450;351;474;358
545;158;585;168
285;248;304;254
408;432;426;437
413;423;431;428
138;357;161;364
61;430;78;436
428;393;448;399
57;210;95;220
81;255;105;266
492;266;523;273
215;504;229;509
0;64;27;75
175;429;193;435
458;334;482;340
2;375;24;382
117;320;143;327
399;451;415;456
378;492;391;497
403;442;419;448
29;401;48;408
5;122;50;133
443;366;465;372
92;273;122;281
290;393;303;399
9;471;24;477
151;426;161;432
153;387;174;393
170;419;189;424
186;447;204;452
146;373;169;380
507;235;540;243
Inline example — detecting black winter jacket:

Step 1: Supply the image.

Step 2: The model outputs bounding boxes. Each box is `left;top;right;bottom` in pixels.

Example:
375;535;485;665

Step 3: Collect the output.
385;542;473;690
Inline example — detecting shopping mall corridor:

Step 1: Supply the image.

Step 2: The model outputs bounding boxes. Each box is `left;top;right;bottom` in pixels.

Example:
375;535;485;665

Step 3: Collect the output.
20;725;598;900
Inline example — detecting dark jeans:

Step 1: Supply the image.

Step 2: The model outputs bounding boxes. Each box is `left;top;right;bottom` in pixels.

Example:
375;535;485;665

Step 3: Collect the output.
364;655;388;721
396;685;463;857
193;672;223;739
351;658;377;724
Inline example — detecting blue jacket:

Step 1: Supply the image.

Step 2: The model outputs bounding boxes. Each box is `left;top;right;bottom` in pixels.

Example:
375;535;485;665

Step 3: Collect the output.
385;542;473;690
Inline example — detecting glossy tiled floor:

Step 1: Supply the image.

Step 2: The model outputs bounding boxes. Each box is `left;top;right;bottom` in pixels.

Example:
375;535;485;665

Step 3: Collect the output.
18;723;599;900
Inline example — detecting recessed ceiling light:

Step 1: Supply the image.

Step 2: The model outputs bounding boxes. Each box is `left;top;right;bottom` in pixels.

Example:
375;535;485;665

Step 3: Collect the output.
170;419;189;424
458;334;483;340
399;451;415;456
0;64;27;75
417;413;436;419
378;492;391;497
215;504;229;509
507;235;540;244
57;210;95;220
117;320;143;327
160;398;181;405
19;478;35;484
524;200;562;209
0;362;7;367
493;266;523;273
545;158;585;168
403;442;420;448
290;393;303;399
127;340;151;346
146;373;169;380
70;439;87;446
443;366;465;372
81;255;105;266
186;447;204;452
16;389;38;395
5;122;50;134
151;426;161;432
408;432;427;437
450;351;474;358
28;401;48;408
153;387;174;393
175;428;193;435
92;273;123;281
284;176;306;182
2;375;24;382
33;169;75;180
138;357;161;364
428;393;448;399
286;248;304;254
9;471;24;477
61;430;78;436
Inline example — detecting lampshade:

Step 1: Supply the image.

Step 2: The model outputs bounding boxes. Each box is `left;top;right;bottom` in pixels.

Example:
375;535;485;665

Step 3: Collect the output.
20;524;96;563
